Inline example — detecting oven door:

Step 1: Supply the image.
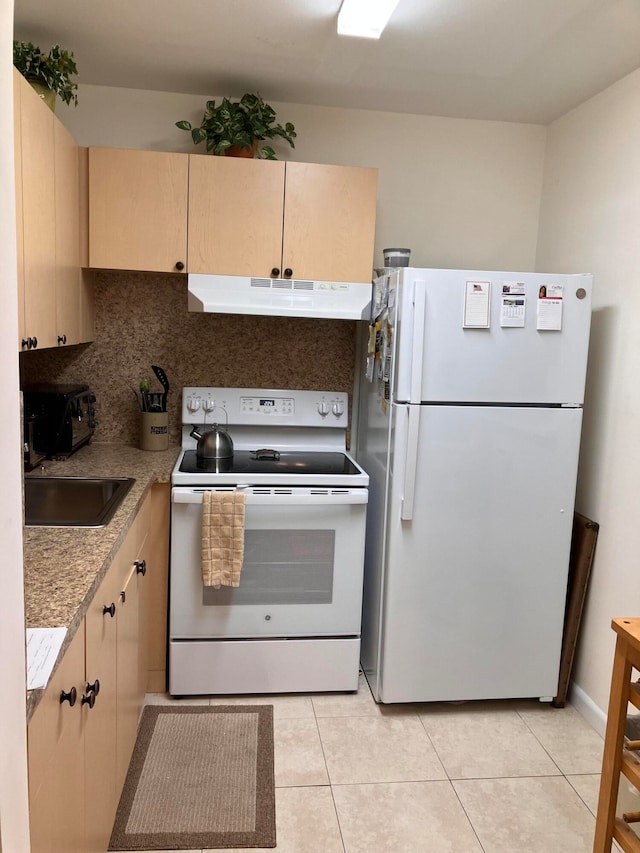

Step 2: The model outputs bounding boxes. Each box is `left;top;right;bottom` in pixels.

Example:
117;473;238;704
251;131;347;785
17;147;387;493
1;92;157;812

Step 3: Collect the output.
170;486;368;639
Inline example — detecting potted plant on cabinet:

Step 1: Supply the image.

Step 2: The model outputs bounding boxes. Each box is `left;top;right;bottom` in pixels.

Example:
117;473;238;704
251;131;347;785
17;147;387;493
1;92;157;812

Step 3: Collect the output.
13;41;79;110
176;92;296;159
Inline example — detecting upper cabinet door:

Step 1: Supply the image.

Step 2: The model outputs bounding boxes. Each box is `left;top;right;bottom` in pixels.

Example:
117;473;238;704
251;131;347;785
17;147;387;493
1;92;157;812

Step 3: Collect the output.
89;148;188;273
13;71;25;346
282;163;378;283
188;156;285;277
19;76;57;349
54;120;82;346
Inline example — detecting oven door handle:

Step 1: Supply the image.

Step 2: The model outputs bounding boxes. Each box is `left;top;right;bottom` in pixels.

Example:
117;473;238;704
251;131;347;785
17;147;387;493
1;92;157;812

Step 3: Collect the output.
171;488;368;506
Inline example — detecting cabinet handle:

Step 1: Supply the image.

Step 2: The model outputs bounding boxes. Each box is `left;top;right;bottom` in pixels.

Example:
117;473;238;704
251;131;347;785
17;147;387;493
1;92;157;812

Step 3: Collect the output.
60;687;77;707
81;691;96;709
103;602;116;618
135;559;147;577
175;261;185;271
271;267;280;277
31;336;38;349
21;338;30;350
57;334;67;345
283;268;293;278
85;679;100;696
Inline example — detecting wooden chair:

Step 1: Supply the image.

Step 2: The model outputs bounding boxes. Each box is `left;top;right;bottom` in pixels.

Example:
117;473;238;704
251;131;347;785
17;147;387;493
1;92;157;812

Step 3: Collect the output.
594;618;640;852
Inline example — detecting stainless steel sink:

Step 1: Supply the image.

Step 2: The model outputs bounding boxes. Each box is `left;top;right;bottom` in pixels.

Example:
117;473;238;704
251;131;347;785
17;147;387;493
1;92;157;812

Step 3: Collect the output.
24;477;136;527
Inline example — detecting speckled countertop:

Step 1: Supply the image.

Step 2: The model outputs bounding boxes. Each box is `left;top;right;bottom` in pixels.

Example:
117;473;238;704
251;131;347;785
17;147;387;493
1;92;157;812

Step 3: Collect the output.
24;442;180;720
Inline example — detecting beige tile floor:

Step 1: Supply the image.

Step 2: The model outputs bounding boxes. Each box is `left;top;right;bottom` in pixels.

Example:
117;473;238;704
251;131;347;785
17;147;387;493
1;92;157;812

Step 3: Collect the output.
132;675;618;852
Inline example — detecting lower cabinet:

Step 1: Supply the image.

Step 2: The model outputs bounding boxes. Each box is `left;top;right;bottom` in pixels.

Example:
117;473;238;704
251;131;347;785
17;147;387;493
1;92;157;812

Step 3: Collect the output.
84;547;121;852
27;483;170;852
115;557;147;792
143;484;170;692
27;623;86;853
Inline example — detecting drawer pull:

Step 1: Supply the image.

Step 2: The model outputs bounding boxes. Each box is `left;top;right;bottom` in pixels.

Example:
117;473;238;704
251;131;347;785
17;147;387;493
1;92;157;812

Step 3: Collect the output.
81;691;96;709
135;559;147;577
59;687;77;707
85;679;100;696
103;602;116;618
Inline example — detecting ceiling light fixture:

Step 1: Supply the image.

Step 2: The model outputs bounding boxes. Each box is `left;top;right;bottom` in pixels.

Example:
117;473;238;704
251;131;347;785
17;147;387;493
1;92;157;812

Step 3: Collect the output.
337;0;401;39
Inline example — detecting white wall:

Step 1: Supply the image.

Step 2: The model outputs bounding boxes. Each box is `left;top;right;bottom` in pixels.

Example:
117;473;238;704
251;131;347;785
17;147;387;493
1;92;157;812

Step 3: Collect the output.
536;67;640;719
59;86;547;272
1;0;31;848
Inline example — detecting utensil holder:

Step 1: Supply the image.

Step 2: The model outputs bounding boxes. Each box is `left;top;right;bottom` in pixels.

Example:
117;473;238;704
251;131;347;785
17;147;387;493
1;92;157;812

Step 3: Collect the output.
140;412;169;451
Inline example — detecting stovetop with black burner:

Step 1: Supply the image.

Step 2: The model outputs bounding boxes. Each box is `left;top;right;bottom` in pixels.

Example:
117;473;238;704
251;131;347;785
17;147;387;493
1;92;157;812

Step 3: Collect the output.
178;449;361;476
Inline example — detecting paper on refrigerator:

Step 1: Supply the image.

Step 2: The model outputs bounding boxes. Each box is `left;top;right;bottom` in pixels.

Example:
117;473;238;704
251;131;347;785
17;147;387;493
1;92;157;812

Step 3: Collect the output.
463;280;491;328
537;283;564;330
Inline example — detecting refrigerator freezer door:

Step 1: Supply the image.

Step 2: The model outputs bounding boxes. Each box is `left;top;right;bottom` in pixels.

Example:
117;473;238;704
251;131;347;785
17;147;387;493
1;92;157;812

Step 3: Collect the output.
393;269;592;405
374;402;583;703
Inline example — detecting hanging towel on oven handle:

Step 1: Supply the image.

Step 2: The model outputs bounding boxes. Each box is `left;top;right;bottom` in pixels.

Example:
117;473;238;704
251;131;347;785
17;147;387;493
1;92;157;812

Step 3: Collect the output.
201;490;246;588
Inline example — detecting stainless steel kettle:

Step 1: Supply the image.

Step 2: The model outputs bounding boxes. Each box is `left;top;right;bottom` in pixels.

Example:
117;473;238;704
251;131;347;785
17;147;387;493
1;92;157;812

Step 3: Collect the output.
190;406;234;460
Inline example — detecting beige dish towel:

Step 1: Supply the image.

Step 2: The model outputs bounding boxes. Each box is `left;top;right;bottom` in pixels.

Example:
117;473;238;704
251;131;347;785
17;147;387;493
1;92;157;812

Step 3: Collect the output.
201;490;246;588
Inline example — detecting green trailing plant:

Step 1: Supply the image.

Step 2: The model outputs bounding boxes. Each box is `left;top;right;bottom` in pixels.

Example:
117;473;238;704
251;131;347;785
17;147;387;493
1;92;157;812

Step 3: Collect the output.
176;93;296;159
13;41;79;106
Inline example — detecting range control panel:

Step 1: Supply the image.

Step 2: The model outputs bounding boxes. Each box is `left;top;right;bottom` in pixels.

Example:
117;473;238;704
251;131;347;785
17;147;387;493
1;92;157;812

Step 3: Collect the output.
182;387;348;426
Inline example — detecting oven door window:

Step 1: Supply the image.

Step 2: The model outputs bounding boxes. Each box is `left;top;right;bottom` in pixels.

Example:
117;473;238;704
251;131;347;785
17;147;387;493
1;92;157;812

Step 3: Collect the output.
203;530;335;606
170;491;367;639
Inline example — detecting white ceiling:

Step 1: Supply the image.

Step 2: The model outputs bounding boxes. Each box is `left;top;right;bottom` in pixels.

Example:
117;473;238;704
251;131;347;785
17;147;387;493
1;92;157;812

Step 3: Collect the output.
13;0;640;124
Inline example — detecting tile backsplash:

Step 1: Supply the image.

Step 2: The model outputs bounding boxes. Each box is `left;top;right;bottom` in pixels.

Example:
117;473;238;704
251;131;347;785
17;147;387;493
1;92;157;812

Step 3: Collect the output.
20;271;358;447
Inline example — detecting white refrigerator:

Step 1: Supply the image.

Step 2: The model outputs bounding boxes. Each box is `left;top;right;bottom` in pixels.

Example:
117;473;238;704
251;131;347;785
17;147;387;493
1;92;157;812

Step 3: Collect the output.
356;267;593;703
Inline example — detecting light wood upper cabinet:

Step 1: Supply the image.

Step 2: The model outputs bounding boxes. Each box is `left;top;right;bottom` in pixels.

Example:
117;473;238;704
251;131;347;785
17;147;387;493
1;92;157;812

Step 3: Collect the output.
282;162;378;283
13;71;25;342
18;74;57;350
54;120;82;345
188;156;286;277
14;71;93;352
187;157;378;282
78;148;95;343
89;147;188;273
87;148;377;281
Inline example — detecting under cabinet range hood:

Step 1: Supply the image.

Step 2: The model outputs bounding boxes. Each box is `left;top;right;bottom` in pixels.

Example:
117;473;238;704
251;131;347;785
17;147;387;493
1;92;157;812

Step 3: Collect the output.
187;274;372;320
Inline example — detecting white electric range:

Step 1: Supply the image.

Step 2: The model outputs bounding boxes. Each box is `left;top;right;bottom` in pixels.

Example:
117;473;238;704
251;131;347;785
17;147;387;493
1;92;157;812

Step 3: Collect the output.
169;387;369;696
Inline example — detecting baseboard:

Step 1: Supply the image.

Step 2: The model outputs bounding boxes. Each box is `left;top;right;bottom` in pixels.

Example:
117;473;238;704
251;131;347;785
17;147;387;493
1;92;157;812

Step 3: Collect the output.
569;680;607;738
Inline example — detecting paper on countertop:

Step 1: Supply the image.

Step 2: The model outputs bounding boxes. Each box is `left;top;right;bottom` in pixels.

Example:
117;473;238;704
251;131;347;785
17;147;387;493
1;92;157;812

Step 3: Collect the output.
26;627;67;690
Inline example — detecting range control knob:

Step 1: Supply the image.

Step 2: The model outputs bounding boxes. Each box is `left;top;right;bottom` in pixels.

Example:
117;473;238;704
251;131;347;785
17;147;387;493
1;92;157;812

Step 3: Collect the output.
332;401;344;418
202;398;216;414
318;401;329;417
186;396;201;413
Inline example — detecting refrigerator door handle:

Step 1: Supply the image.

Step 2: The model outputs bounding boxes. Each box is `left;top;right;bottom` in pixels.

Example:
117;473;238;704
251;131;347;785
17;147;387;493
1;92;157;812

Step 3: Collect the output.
401;405;421;521
409;280;427;403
